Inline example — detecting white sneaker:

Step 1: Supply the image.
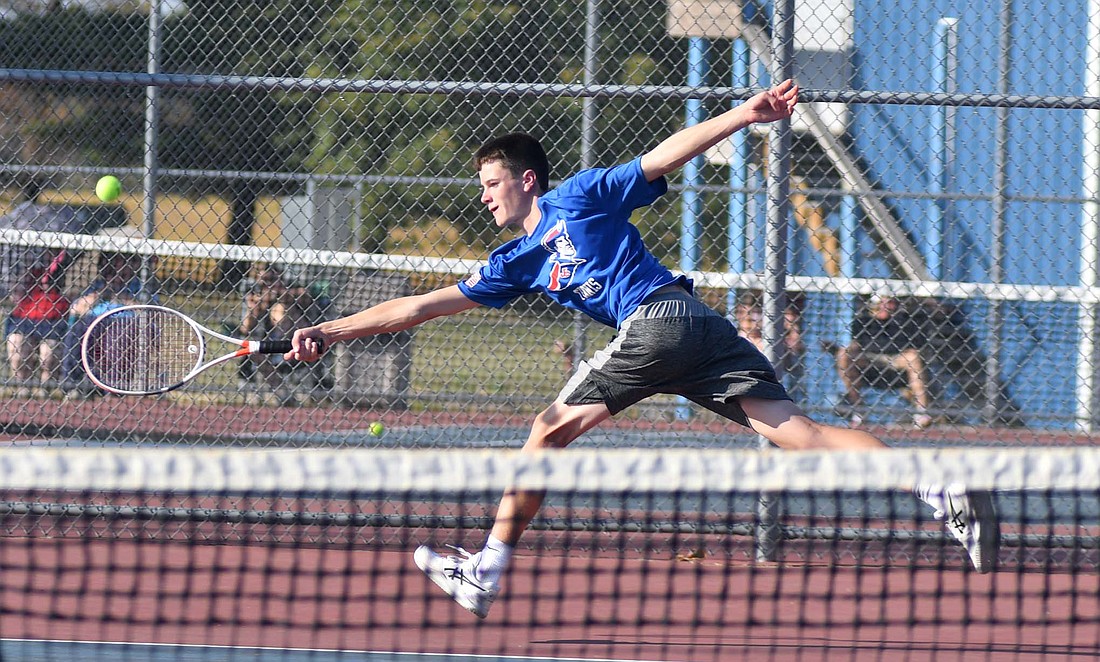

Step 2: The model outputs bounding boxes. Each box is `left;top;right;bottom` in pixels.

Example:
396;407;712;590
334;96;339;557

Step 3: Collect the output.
936;485;1000;573
414;545;498;619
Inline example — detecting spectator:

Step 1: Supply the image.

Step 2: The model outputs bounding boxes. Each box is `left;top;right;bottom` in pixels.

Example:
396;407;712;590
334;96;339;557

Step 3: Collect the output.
5;247;73;398
553;339;576;375
61;252;146;399
238;264;321;406
833;294;934;428
734;291;805;395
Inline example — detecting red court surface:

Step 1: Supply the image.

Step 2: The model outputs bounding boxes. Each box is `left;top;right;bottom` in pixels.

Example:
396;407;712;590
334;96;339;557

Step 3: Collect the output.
1;539;1096;661
0;393;1094;448
1;395;1097;660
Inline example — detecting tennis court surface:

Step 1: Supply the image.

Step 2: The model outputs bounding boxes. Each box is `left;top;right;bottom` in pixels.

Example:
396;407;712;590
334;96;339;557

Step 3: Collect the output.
0;446;1096;661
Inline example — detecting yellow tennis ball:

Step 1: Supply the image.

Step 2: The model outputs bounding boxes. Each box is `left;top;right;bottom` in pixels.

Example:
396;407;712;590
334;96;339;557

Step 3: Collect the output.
95;175;121;202
369;421;385;437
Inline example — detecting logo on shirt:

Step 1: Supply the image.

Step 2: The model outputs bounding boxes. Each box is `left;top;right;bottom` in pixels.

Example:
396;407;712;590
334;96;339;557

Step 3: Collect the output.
575;278;603;300
540;220;586;292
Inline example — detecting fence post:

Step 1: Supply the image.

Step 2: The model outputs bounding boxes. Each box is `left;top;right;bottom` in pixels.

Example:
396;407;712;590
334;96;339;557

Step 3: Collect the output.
1076;0;1100;431
757;0;795;563
140;0;164;301
726;39;751;299
928;18;958;282
676;37;710;421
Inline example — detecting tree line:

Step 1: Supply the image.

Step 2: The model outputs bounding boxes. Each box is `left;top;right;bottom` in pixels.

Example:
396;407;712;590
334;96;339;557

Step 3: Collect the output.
2;1;727;282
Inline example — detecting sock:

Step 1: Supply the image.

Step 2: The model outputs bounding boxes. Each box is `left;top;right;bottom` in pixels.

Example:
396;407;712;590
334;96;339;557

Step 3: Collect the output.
476;535;513;585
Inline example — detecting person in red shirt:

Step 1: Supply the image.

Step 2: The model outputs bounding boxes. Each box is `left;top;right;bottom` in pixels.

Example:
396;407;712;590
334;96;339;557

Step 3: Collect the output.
5;248;72;397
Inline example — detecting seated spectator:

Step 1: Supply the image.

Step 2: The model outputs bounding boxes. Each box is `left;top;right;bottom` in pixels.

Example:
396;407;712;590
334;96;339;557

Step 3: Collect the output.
5;248;73;398
237;264;320;406
833;294;934;428
733;291;805;391
61;252;146;398
554;339;576;375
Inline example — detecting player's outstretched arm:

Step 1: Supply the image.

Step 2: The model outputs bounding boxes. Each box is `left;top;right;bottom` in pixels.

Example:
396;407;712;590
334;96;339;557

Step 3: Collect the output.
639;79;799;182
285;284;480;361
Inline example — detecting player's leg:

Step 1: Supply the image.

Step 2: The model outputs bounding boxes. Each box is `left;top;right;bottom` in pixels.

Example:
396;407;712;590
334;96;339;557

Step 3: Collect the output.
414;400;610;618
741;396;886;450
740;395;998;571
415;296;694;617
412;290;688;619
492;400;611;544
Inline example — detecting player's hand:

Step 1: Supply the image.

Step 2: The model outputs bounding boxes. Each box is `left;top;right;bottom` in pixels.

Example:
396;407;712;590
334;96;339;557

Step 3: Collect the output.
743;79;799;124
287;327;329;362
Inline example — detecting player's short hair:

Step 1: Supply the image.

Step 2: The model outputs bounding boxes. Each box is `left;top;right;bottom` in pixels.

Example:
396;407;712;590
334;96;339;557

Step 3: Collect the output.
474;132;550;193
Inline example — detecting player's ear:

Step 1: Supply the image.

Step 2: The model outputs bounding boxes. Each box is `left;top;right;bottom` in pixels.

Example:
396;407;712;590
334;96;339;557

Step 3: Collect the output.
522;169;540;194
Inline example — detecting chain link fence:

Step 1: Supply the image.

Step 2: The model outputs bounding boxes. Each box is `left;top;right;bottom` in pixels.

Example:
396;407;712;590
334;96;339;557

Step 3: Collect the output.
1;0;1098;447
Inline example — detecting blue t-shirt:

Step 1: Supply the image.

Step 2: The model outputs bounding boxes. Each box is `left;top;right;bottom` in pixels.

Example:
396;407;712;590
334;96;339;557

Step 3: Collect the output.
458;157;691;328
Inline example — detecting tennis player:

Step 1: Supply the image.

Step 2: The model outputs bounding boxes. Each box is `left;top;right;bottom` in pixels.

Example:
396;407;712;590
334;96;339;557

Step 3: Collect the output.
287;79;998;618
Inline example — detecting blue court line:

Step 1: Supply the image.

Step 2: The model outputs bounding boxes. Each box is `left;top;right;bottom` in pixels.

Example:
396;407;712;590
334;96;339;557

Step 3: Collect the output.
0;640;662;662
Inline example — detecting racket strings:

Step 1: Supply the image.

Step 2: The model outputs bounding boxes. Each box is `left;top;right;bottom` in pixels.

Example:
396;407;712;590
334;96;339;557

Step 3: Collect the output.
84;308;203;393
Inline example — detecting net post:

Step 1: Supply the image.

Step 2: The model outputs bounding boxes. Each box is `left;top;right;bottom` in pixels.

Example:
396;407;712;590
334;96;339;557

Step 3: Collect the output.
754;489;782;561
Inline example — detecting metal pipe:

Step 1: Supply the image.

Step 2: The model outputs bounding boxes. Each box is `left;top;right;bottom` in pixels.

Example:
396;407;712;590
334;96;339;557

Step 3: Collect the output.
140;0;164;301
758;0;796;563
681;38;709;273
986;3;1011;425
726;39;752;319
1076;0;1100;430
929;18;958;281
572;0;601;379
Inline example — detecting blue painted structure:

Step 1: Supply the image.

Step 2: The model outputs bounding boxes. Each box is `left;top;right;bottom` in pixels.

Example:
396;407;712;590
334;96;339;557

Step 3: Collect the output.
695;1;1092;428
845;3;1086;427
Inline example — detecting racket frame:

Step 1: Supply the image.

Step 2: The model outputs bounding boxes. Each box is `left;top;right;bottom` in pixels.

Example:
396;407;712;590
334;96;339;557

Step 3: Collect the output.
81;304;293;396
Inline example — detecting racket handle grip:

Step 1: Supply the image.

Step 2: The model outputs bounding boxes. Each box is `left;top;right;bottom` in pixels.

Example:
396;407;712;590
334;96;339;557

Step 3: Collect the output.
255;339;326;355
257;340;293;354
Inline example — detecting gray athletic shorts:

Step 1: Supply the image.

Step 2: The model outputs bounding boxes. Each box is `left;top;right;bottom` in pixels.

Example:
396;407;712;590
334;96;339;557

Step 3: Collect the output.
559;286;791;426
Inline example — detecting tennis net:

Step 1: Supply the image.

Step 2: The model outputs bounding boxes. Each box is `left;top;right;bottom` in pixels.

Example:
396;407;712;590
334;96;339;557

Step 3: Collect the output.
0;446;1097;661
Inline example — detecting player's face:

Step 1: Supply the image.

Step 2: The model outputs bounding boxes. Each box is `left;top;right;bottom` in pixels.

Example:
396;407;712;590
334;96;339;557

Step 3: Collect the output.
478;161;535;230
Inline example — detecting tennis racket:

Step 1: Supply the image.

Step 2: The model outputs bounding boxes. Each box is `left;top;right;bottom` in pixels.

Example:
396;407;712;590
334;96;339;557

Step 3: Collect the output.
81;304;320;396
